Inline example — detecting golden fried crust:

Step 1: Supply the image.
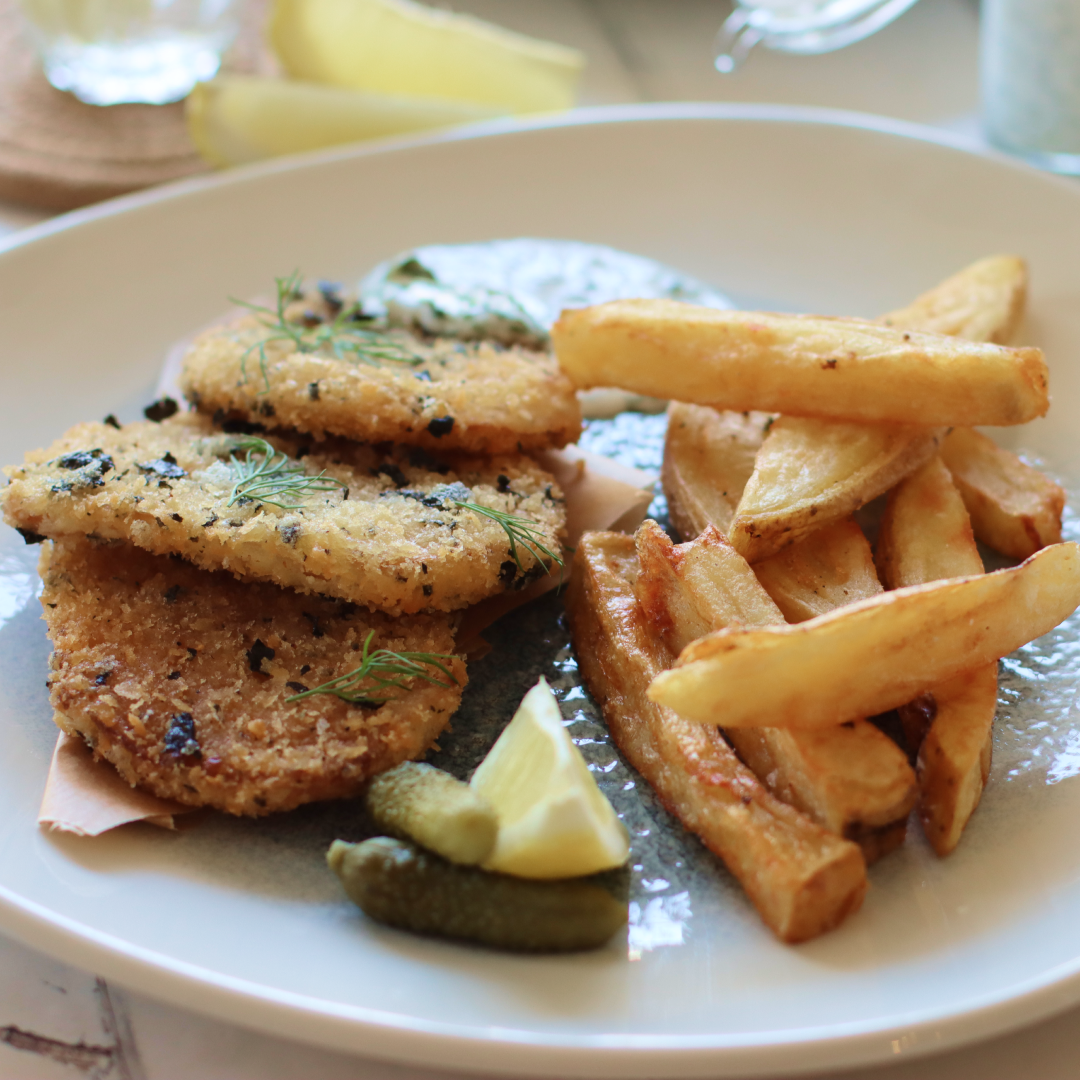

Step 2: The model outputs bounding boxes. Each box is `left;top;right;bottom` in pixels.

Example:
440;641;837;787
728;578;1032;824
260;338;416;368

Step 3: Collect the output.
42;537;466;816
179;314;582;455
3;414;566;615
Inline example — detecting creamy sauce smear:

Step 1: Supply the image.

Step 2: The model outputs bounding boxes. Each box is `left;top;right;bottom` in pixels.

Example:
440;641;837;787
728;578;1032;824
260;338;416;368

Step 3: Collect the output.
359;238;732;347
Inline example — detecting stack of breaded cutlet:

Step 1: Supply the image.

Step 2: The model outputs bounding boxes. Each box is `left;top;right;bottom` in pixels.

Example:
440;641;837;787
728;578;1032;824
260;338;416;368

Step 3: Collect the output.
1;279;580;816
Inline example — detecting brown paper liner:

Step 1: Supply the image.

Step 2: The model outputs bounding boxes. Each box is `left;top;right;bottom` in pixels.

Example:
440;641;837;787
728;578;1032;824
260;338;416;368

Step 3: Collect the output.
39;729;193;835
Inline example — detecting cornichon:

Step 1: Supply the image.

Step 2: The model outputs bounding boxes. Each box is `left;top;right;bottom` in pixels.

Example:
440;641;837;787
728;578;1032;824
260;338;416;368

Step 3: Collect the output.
366;762;498;865
327;837;628;952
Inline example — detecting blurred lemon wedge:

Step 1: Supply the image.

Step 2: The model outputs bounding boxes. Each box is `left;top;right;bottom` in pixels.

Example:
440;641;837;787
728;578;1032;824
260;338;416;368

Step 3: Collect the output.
471;677;629;879
186;76;502;167
268;0;584;113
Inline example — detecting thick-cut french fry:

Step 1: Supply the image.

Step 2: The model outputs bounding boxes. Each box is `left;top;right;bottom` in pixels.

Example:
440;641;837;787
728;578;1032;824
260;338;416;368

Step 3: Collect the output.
729;418;943;562
649;542;1080;729
878;256;1028;345
730;724;914;854
877;456;998;856
916;666;997;856
552;301;1049;427
755;519;882;623
633;520;915;860
634;520;783;648
718;257;1029;561
940;427;1065;560
566;531;867;943
876;456;985;587
661;404;771;540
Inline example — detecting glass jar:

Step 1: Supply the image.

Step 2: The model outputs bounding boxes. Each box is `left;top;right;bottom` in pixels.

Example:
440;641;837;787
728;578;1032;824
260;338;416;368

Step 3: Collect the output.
982;0;1080;174
715;0;923;72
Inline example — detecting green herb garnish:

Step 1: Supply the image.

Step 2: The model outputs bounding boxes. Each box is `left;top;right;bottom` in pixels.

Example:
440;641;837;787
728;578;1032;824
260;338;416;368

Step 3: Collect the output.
227;437;345;511
235;271;427;392
452;500;564;576
286;630;458;705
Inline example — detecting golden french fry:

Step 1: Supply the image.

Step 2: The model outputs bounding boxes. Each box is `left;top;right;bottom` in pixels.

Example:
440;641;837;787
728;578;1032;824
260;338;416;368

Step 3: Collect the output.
916;666;997;857
755;518;882;623
878;255;1027;345
877;455;998;856
634;520;782;649
748;521;911;858
633;520;915;860
940;427;1065;560
876;456;985;588
718;257;1027;561
661;404;771;541
552;301;1049;427
729;418;943;563
730;724;915;853
649;542;1080;729
566;531;867;943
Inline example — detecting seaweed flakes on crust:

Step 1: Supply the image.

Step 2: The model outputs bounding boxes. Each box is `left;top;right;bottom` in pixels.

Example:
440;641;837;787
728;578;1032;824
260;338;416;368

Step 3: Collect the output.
178;286;582;455
41;537;466;816
2;414;567;615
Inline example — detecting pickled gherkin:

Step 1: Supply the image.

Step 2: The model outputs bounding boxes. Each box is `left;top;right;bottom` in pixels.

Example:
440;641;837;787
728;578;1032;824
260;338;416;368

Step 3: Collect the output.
366;762;497;865
327;837;628;952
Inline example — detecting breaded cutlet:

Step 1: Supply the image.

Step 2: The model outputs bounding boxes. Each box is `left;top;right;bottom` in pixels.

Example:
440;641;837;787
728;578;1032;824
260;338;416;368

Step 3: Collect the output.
42;536;467;816
179;296;582;455
3;414;566;616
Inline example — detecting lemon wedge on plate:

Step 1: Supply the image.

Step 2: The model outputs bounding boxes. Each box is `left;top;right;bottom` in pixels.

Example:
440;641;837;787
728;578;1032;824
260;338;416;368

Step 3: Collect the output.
186;76;502;168
471;677;629;879
268;0;584;113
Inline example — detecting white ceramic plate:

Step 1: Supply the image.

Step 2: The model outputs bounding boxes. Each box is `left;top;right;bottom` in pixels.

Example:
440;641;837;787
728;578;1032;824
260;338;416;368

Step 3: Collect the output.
3;104;1080;1080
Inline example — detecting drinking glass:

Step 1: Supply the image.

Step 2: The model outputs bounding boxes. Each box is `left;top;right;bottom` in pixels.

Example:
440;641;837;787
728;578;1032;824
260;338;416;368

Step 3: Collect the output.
982;0;1080;174
715;0;922;72
17;0;238;105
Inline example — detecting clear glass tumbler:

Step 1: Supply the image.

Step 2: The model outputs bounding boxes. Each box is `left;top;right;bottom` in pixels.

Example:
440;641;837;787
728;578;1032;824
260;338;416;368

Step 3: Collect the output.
17;0;238;106
982;0;1080;174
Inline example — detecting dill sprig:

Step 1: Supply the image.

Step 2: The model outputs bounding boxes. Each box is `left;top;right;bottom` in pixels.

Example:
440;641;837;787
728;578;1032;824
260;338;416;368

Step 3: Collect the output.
227;437;345;511
235;271;427;392
286;630;459;705
452;499;564;576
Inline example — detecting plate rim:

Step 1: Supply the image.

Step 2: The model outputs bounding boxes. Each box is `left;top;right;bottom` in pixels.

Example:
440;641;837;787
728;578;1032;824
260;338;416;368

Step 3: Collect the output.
5;100;1079;263
3;101;1080;1078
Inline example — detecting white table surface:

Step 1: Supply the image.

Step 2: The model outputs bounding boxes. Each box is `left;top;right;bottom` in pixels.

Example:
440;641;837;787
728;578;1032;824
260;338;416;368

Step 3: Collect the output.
6;2;1078;1078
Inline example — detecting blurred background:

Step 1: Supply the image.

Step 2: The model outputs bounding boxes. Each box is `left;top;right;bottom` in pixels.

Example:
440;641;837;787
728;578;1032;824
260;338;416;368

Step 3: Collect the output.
0;0;982;228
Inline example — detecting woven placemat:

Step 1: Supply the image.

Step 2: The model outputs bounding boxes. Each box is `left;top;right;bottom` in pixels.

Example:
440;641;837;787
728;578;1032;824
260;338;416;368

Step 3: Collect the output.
0;0;271;211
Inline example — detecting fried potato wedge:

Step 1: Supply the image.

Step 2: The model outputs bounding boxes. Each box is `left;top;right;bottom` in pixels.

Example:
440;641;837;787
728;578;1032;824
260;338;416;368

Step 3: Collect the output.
649;542;1080;729
567;531;867;942
878;255;1028;345
916;666;997;857
661;404;771;540
634;520;782;649
729;418;943;562
633;520;915;860
877;455;998;855
755;519;882;623
730;724;915;852
876;456;985;587
552;301;1049;427
940;427;1065;559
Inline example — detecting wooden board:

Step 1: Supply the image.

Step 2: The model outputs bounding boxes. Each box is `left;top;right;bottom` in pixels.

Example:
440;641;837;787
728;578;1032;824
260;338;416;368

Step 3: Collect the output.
0;0;271;211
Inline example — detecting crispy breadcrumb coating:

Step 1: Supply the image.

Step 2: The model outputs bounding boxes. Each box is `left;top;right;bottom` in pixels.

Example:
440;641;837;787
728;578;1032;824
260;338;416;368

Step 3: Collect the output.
3;414;566;615
179;303;581;455
42;537;466;816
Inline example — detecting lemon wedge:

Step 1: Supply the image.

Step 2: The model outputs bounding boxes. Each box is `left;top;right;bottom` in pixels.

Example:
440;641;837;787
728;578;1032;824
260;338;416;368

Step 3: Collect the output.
268;0;584;114
471;677;629;879
186;76;502;168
